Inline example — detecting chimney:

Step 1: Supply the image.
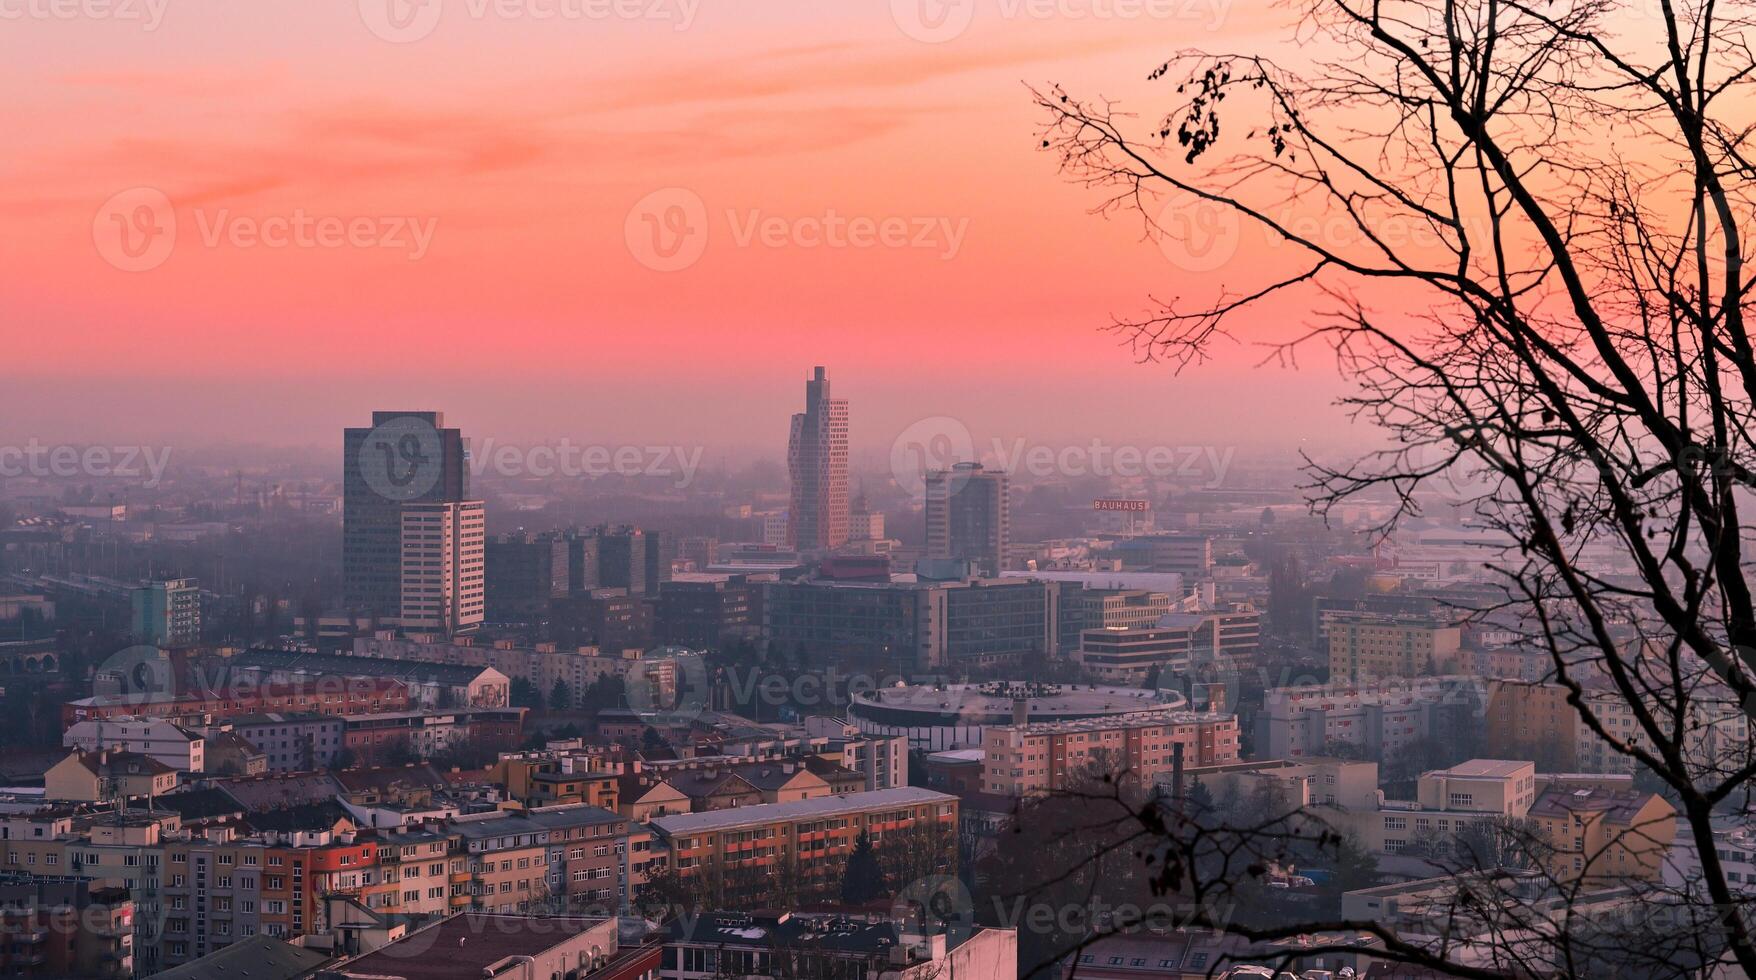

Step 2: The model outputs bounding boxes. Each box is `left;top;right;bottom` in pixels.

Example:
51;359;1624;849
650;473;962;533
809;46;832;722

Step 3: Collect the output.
1011;699;1028;728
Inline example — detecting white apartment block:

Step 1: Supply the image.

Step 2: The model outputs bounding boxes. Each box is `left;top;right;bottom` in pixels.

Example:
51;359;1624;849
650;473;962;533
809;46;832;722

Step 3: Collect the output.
65;716;205;773
399;500;486;635
1257;676;1487;761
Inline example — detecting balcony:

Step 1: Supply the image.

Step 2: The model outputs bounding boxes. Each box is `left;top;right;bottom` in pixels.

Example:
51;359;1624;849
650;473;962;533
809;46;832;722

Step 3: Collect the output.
449;871;472;884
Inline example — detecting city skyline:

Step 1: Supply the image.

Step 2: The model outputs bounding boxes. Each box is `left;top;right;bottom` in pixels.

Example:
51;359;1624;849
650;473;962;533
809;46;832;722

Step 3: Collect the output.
7;0;1753;977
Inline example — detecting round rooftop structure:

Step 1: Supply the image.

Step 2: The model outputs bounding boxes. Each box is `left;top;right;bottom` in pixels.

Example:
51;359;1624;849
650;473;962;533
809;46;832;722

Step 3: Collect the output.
848;681;1185;750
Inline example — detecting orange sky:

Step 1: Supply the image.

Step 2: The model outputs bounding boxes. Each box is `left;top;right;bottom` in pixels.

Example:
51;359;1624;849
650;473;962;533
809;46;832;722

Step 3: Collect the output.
1;0;1363;456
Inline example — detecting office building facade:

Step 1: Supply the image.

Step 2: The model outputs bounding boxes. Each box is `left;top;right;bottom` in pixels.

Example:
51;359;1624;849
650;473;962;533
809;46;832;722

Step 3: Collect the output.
786;367;850;551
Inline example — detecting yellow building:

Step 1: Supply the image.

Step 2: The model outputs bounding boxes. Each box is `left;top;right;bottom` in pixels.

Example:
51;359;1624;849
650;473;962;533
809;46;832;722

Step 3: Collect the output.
1528;785;1675;883
1327;615;1462;681
44;750;178;802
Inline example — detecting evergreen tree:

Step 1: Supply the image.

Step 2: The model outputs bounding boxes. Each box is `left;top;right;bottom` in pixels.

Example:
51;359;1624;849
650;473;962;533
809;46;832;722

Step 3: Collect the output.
840;832;884;904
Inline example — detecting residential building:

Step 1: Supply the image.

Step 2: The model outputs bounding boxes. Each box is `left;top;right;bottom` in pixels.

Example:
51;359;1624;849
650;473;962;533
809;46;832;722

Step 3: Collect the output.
1328;614;1463;682
850;681;1174;751
1257;676;1487;761
355;634;666;710
0;877;133;979
650;787;957;902
981;709;1240;797
341;708;525;764
62;676;411;727
786;366;850;551
1486;680;1750;775
219;714;346;772
65;717;206;773
1529;784;1676;883
398;500;486;636
229;649;509;710
202;730;269;777
44;750;178;802
131;578;201;647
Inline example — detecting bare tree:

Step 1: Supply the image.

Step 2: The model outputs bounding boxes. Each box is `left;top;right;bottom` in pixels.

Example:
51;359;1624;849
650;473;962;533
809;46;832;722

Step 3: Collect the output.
1031;0;1756;973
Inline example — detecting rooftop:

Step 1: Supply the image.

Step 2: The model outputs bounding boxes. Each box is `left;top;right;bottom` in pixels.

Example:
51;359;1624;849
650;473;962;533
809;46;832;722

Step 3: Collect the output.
1431;760;1532;779
852;682;1174;718
651;787;955;836
991;707;1233;737
668;911;937;957
150;933;330;980
336;914;611;980
236;648;496;686
1528;785;1663;824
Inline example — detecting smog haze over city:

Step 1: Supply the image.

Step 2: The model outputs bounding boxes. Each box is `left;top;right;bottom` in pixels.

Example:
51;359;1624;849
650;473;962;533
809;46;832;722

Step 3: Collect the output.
7;2;1756;980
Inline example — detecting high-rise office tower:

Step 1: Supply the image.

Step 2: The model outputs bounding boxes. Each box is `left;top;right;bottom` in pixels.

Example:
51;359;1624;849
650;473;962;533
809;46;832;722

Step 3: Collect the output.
398;501;486;635
596;525;648;595
484;531;569;620
344;411;471;619
786;366;850;551
925;462;1009;577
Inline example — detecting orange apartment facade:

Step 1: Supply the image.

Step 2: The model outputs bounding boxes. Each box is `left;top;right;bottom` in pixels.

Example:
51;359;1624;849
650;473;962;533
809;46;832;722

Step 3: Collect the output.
650;787;957;901
982;709;1240;797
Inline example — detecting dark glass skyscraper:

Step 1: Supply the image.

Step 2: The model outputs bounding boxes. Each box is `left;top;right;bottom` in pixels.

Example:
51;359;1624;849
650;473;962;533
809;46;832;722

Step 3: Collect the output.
343;410;469;616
